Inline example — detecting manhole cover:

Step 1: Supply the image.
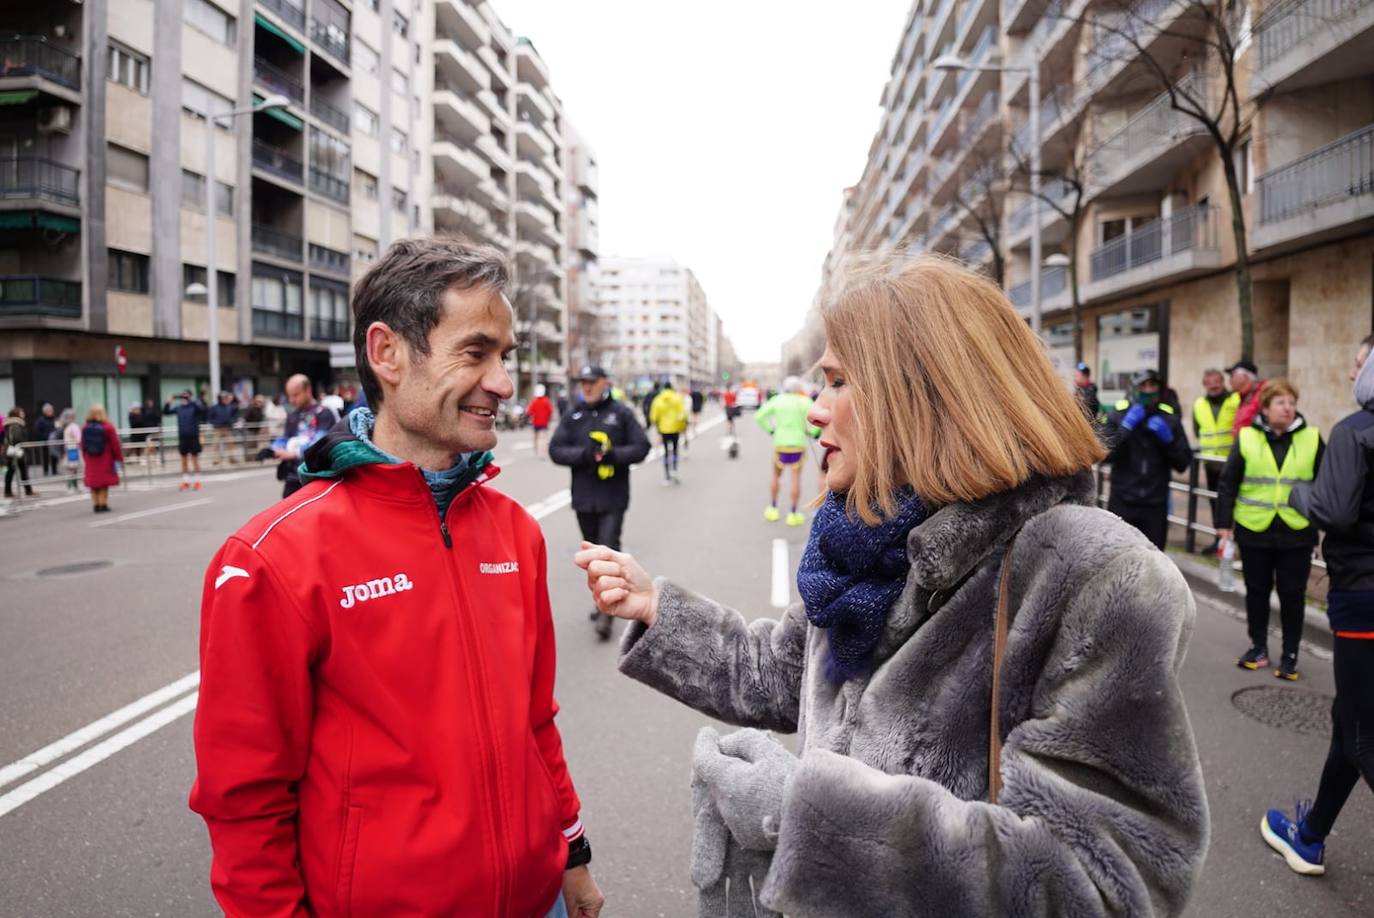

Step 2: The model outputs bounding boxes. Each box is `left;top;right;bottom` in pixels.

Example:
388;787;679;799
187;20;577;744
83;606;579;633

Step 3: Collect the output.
1231;686;1333;736
36;560;114;577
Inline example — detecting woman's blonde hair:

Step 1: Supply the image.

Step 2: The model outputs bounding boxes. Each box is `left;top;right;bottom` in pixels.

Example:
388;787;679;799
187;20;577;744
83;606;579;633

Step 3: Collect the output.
821;253;1106;524
1260;377;1299;406
85;404;108;424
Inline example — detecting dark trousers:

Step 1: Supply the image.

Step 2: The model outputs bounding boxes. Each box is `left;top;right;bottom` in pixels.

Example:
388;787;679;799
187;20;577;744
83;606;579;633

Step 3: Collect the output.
1239;543;1311;656
282;478;304;500
41;447;58;477
576;510;624;552
661;433;680;477
5;458;32;495
1305;637;1374;838
1203;461;1222;540
1109;500;1168;550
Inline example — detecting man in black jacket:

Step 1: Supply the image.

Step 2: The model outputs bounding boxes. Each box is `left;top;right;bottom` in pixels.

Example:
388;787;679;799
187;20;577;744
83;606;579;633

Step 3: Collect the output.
1102;368;1192;549
1264;335;1374;873
549;365;651;640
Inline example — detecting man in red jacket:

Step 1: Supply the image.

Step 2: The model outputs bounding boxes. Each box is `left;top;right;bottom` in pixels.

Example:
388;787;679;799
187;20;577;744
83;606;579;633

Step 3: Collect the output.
190;238;603;918
1228;359;1266;437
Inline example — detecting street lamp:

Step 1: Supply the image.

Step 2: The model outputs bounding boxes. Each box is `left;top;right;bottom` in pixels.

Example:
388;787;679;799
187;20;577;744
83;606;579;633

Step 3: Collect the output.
933;50;1043;334
201;93;291;395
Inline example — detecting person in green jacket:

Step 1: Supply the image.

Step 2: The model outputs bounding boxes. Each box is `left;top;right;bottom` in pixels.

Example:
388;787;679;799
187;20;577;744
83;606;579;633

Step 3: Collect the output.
757;377;820;526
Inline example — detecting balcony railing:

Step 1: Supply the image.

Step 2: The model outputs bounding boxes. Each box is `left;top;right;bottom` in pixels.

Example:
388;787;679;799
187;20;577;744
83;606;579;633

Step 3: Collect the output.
253;308;304;339
1087;73;1206;187
1008;179;1073;234
1007;264;1069;308
252;139;304;183
1256;0;1373;69
1089;204;1217;280
1258;123;1374;224
310;17;350;63
1084;0;1173;72
0;36;81;90
960;92;1001;148
0;275;81;318
259;0;307;31
308;167;350;204
310;316;349;342
251;223;303;261
310;94;350;133
252;57;304;104
308;243;350;276
0;157;80;206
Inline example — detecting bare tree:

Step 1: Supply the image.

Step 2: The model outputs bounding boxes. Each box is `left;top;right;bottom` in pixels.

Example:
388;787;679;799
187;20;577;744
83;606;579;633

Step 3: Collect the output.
951;162;1007;285
508;250;563;399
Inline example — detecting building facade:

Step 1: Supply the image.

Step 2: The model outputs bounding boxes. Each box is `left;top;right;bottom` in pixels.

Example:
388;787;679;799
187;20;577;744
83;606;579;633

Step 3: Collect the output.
0;0;426;417
564;123;601;373
802;0;1374;435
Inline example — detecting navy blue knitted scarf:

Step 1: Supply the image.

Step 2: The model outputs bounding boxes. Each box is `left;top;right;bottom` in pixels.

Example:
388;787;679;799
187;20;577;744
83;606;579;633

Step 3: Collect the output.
797;488;927;683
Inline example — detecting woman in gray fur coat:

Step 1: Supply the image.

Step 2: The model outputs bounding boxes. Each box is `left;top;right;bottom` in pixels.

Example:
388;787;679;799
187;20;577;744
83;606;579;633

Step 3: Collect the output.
575;255;1209;917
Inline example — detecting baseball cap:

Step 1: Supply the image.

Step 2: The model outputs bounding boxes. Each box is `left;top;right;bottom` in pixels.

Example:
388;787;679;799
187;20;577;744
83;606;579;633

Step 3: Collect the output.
577;364;608;381
1131;368;1161;387
1225;359;1259;375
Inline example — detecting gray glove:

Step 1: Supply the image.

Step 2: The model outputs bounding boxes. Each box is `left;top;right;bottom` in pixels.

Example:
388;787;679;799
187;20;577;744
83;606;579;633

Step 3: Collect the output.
694;726;797;851
691;752;779;918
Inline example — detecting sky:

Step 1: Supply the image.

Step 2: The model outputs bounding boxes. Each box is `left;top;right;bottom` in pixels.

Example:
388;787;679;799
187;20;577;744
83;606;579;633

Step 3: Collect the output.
490;1;912;362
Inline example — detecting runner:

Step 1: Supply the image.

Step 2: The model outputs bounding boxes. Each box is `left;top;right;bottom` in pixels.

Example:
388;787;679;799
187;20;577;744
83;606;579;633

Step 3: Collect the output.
687;387;704;449
723;387;739;436
527;384;554;458
648;381;688;485
757;376;820;526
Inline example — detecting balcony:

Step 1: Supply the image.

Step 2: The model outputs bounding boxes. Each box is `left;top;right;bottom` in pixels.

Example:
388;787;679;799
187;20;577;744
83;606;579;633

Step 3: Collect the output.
1084;204;1222;302
516;118;556;162
1252;0;1374;96
475;133;513;173
310;16;350;65
0;275;81;319
516;200;560;245
435;40;491;92
251;223;304;262
437;0;492;51
516;239;560;270
432;140;491;186
252;140;304;184
310;316;349;342
1007;178;1075;249
308;242;350;276
0;36;81;102
310;94;349;134
1086;74;1210;198
1003;0;1042;34
1008;264;1070;315
516;158;558;207
434;193;499;239
259;0;306;31
0;157;80;211
308;167;349;204
434;82;491;139
253;57;304;105
253;308;304;339
1254;123;1374;251
518;80;555;124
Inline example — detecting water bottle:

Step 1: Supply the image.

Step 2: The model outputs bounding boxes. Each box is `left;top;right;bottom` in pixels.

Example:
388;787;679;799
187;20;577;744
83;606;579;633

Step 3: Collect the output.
1217;538;1237;592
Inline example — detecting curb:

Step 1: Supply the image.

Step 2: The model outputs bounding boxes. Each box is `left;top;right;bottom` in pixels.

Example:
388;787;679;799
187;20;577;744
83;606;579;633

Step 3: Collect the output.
1168;548;1333;651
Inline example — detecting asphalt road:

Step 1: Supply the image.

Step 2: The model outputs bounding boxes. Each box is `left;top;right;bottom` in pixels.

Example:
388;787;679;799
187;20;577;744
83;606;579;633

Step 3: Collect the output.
0;409;1370;917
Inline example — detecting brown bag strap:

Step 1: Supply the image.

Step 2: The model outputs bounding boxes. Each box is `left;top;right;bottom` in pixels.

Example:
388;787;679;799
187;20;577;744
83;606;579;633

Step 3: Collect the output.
988;544;1015;805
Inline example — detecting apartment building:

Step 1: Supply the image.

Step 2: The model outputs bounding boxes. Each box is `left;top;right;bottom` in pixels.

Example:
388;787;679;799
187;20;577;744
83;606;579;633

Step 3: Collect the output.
805;0;1374;435
0;0;425;416
598;255;732;392
564;123;601;372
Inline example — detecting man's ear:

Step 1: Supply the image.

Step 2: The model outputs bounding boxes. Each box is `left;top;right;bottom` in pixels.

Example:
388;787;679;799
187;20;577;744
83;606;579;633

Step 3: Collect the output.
366;322;407;394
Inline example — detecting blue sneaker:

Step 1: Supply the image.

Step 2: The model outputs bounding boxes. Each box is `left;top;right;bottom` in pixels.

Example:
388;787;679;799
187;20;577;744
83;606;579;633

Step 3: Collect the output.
1260;804;1325;876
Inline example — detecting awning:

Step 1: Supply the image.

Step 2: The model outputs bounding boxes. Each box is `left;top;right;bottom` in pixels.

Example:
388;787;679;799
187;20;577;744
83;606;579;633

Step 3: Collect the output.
254;13;306;54
0;90;39;106
253;92;304;131
0;211;80;232
36;212;79;233
0;212;34;229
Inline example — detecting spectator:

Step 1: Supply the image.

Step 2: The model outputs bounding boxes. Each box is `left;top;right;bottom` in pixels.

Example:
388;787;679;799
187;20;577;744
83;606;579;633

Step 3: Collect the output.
1262;335;1374;875
80;404;124;513
1216;378;1324;680
164;390;206;491
127;402;148;464
688;387;705;445
1072;362;1098;421
60;408;81;491
263;392;288;438
33;403;58;478
641;381;661;428
273;373;338;499
527;384;554;458
207;392;239;466
1193;368;1240;553
320;386;346;417
242;395;266;461
137;399;161;466
4;407;35;498
1102;369;1192;549
1228;359;1265;436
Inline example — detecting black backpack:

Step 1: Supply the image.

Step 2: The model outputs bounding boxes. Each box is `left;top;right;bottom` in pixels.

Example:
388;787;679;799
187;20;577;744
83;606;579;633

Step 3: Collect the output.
82;422;106;457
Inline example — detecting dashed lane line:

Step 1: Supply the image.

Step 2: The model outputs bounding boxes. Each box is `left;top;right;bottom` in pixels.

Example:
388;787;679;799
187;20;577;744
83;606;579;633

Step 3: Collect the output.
89;497;214;528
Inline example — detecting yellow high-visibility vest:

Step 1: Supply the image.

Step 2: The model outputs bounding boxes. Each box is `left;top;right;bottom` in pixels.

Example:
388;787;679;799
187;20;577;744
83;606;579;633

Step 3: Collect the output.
1194;392;1240;457
1234;425;1319;532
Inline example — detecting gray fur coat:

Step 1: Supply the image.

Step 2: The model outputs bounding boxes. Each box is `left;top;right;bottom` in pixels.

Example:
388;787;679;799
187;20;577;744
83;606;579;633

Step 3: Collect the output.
618;471;1209;917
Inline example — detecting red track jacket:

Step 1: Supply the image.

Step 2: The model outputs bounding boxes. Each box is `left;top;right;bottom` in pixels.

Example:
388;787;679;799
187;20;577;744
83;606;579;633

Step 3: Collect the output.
189;463;581;917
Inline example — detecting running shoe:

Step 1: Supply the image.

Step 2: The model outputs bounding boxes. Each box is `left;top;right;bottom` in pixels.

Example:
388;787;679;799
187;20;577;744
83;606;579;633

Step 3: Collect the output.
786;512;805;527
1275;653;1300;681
193;481;202;491
1237;646;1269;670
763;506;781;522
179;482;190;491
1261;804;1325;876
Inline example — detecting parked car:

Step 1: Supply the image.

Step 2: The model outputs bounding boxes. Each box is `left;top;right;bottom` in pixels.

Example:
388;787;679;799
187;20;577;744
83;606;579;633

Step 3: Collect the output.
735;385;761;410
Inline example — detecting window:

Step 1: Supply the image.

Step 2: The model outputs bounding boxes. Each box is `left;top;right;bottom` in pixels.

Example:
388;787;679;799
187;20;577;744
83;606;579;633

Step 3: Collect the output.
107;144;149;192
181;168;206;209
391;187;407;213
251;266;305;338
390;128;407;155
109;250;150;293
108;43;150;94
184;0;237;46
354;168;378;200
181;78;233;122
353;102;378;136
393;10;409;37
183;264;236;305
352;40;379;75
391;66;408;96
353;234;378;264
310;279;350;340
215;180;234;217
363;0;379;9
310;129;351;178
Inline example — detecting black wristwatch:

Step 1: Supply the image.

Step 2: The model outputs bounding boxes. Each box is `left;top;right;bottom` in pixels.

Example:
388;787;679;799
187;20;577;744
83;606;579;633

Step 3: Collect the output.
566;835;591;870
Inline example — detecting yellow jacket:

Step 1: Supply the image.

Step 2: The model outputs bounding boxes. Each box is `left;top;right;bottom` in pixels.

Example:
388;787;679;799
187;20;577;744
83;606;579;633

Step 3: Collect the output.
649;389;689;435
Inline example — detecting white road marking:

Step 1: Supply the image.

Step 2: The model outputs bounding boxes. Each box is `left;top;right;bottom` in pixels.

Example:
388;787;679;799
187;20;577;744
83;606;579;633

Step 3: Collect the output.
0;692;200;818
771;539;790;608
90;497;214;528
512;442;534;451
0;671;200;791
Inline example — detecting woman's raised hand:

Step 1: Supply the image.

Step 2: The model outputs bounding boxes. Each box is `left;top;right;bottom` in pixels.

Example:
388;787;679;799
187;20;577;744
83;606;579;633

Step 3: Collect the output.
573;542;659;627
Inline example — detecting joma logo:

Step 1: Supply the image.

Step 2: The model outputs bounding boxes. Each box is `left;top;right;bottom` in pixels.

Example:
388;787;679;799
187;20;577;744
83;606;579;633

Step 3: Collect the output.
340;573;414;608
